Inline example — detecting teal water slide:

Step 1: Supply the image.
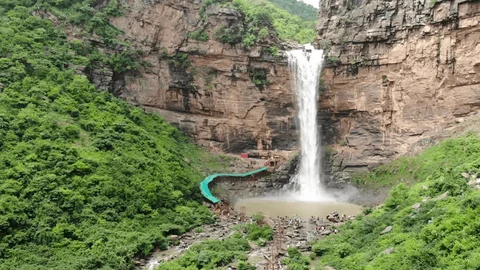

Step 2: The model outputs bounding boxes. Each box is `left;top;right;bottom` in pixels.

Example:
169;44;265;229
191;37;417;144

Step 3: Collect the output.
200;167;269;204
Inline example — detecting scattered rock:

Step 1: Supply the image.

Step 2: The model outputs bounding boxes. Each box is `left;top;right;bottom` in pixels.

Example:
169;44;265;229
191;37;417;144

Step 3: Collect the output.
468;180;476;186
143;210;357;268
380;226;393;234
422;186;429;190
461;172;470;179
324;266;336;270
411;203;421;210
320;230;332;236
436;192;449;200
381;247;395;255
248;241;259;249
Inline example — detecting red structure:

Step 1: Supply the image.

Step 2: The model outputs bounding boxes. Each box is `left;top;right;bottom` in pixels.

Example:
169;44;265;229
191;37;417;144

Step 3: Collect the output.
240;153;249;158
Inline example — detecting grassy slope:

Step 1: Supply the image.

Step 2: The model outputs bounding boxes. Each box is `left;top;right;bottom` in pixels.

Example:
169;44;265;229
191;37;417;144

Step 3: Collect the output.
313;133;480;270
0;5;232;270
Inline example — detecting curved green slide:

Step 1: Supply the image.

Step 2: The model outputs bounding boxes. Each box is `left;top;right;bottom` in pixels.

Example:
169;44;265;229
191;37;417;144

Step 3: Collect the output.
200;167;269;203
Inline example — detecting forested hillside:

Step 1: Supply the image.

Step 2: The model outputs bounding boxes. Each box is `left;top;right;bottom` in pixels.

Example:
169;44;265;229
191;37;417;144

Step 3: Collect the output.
313;134;480;269
0;3;230;269
266;0;317;21
235;0;316;43
205;0;316;44
0;0;323;266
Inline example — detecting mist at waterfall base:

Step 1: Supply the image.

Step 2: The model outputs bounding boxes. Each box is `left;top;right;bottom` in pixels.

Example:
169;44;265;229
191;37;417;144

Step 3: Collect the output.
234;46;362;218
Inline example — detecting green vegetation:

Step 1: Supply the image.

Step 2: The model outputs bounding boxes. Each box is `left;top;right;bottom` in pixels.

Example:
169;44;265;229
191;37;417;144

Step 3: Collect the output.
352;133;479;190
168;53;191;69
281;248;311;270
200;0;232;20
269;46;280;56
2;0;144;86
188;29;210;42
234;222;273;246
249;68;270;90
233;0;316;44
34;0;141;73
215;25;245;45
318;40;332;51
156;237;253;270
0;3;228;269
156;221;271;270
312;134;480;270
325;56;341;66
203;0;316;46
229;213;274;246
266;0;317;21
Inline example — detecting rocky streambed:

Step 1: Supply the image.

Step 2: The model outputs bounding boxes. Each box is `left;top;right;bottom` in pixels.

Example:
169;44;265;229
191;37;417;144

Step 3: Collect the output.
139;201;363;270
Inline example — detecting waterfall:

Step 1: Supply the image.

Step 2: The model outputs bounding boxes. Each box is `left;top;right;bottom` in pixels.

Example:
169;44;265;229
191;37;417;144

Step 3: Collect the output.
286;45;331;201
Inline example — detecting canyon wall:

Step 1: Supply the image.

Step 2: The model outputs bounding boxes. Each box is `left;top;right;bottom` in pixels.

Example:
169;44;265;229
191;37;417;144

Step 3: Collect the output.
107;0;298;153
317;0;480;183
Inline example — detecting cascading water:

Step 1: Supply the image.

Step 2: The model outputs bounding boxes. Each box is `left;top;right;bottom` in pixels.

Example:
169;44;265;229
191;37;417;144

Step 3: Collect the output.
286;45;332;201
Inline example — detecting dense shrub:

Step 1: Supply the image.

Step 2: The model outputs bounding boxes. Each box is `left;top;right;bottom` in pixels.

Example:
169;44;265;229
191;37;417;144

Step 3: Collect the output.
188;29;209;41
312;134;480;270
215;25;245;45
281;248;310;270
157;234;254;269
205;0;315;46
233;0;316;44
233;220;273;246
0;4;229;269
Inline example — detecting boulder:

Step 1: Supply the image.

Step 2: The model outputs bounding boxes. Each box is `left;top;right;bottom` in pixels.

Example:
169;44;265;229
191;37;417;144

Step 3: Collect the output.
380;226;393;234
381;247;395;255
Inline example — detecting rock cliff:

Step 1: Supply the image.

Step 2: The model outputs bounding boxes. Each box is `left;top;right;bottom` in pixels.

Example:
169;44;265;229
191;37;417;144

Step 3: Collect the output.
107;0;297;153
317;0;480;183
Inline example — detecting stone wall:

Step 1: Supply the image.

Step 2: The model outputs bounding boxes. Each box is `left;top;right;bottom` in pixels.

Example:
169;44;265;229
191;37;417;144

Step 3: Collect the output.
316;0;480;182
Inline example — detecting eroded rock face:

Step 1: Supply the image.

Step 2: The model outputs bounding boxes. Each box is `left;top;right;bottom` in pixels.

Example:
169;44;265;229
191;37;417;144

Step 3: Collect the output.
108;0;297;153
316;0;480;182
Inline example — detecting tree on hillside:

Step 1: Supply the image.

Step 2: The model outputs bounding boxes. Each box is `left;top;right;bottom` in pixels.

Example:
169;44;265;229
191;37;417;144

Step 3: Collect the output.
267;0;317;21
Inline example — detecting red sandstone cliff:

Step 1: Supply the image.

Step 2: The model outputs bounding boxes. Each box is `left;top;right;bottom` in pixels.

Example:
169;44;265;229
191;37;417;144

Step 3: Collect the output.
317;0;480;183
108;0;298;153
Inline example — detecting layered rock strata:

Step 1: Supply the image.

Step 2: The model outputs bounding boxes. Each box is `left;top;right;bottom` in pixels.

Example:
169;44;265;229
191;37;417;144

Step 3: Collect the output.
108;0;298;153
317;0;480;183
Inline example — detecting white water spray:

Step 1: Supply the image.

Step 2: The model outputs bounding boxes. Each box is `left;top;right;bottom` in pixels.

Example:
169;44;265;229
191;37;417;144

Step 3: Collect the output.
287;45;332;201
